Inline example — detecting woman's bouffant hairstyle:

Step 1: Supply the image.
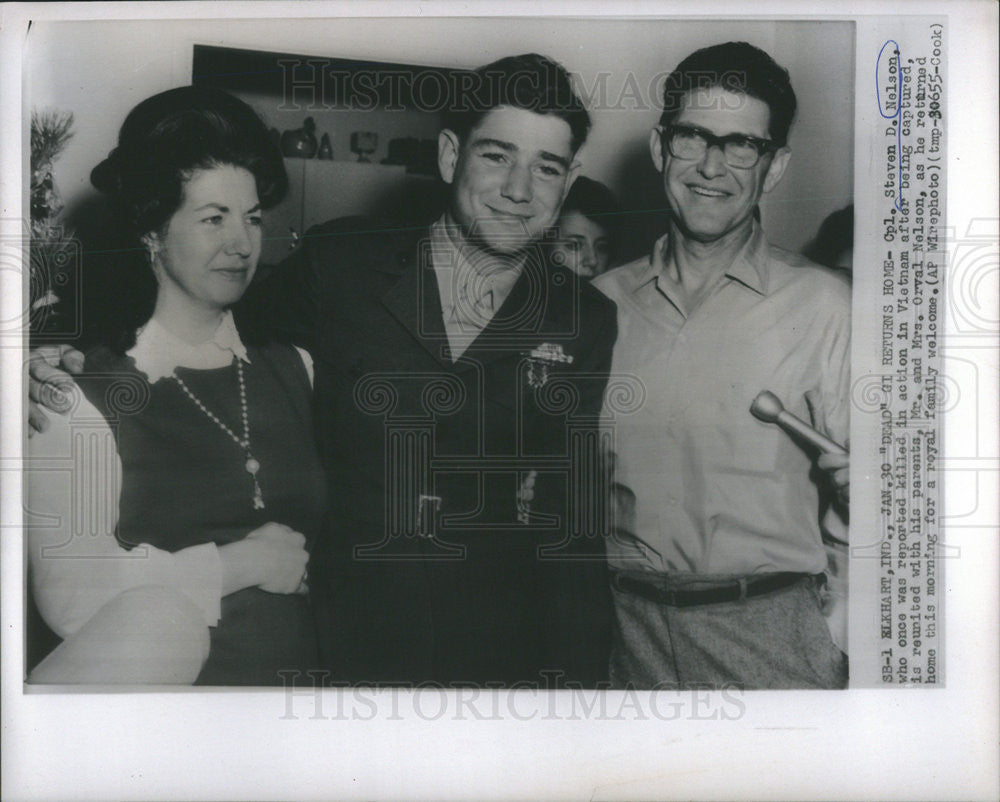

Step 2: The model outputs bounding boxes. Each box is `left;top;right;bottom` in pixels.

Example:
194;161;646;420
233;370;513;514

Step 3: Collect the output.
85;86;285;353
91;85;287;238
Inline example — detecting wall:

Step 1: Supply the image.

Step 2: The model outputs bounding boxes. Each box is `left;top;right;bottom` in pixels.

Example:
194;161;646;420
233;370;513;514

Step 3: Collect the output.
28;17;853;253
234;90;443;169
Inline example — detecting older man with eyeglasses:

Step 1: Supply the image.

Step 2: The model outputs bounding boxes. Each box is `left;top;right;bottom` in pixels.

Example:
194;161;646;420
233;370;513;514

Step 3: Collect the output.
593;42;851;690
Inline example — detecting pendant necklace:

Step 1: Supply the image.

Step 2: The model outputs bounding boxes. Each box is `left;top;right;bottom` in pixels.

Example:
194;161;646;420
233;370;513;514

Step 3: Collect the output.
172;358;265;510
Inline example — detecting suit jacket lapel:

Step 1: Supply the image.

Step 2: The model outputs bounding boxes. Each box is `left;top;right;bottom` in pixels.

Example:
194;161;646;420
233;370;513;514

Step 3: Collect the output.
379;231;453;368
379;232;556;373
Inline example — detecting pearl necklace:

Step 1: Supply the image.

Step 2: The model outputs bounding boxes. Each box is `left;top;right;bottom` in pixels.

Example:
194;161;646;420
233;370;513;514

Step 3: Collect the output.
172;358;265;510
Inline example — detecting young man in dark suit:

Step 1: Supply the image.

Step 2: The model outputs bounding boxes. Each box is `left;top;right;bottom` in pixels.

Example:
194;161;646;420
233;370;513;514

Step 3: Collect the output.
243;54;618;686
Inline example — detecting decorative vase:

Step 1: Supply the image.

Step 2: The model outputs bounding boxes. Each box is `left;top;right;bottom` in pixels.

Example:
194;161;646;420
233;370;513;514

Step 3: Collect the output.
281;117;318;158
317;133;333;160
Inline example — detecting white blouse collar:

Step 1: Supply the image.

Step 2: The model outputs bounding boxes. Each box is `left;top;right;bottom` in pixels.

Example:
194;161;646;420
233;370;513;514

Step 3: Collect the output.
128;310;251;384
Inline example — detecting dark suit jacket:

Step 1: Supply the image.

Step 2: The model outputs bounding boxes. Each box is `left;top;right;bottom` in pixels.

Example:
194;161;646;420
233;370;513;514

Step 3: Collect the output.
238;217;617;686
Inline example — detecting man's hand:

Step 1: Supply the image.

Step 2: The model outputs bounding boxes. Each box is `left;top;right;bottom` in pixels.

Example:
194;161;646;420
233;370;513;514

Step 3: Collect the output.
27;345;85;435
818;447;849;507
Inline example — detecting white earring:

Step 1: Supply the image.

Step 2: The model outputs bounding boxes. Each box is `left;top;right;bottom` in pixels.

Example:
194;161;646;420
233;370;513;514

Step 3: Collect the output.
144;239;164;285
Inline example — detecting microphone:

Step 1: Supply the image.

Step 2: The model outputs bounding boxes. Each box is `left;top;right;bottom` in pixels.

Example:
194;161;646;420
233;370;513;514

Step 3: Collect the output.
750;390;847;455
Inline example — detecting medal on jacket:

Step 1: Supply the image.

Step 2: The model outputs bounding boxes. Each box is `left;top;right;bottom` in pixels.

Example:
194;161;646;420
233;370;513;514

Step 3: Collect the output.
524;343;574;389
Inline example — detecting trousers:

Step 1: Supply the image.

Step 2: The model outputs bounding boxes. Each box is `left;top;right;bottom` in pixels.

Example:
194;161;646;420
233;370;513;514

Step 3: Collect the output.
609;571;848;690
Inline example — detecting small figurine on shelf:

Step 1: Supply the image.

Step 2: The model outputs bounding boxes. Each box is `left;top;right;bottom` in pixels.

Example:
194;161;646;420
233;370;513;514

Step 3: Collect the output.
280;117;318;158
317;133;333;160
350;131;377;163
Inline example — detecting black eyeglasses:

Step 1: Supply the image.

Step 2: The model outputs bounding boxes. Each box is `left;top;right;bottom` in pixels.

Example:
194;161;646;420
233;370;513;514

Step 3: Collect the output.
662;124;777;169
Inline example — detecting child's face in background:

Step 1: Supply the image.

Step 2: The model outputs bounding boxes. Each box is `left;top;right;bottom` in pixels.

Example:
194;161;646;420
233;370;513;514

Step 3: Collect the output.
551;211;611;277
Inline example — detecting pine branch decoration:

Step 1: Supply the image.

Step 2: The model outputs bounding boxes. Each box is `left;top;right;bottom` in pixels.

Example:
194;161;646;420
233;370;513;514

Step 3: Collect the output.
30;109;76;335
31;110;75;170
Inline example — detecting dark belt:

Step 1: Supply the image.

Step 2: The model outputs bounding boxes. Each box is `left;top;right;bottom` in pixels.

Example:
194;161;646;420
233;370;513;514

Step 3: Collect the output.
612;571;822;608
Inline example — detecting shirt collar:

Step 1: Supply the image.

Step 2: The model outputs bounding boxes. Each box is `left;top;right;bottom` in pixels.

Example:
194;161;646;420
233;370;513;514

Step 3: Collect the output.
632;233;669;291
429;214;524;304
128;310;251;384
723;221;769;296
636;220;771;298
430;214;459;268
429;216;462;312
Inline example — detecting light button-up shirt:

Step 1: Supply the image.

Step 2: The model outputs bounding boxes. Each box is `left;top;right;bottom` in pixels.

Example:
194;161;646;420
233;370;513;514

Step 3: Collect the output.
593;223;851;576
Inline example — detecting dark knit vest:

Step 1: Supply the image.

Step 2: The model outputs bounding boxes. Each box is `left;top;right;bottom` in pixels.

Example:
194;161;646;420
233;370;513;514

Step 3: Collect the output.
81;342;327;685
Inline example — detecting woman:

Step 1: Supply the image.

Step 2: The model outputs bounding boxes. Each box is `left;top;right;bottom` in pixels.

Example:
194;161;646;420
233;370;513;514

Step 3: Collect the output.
549;176;621;278
27;86;327;685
